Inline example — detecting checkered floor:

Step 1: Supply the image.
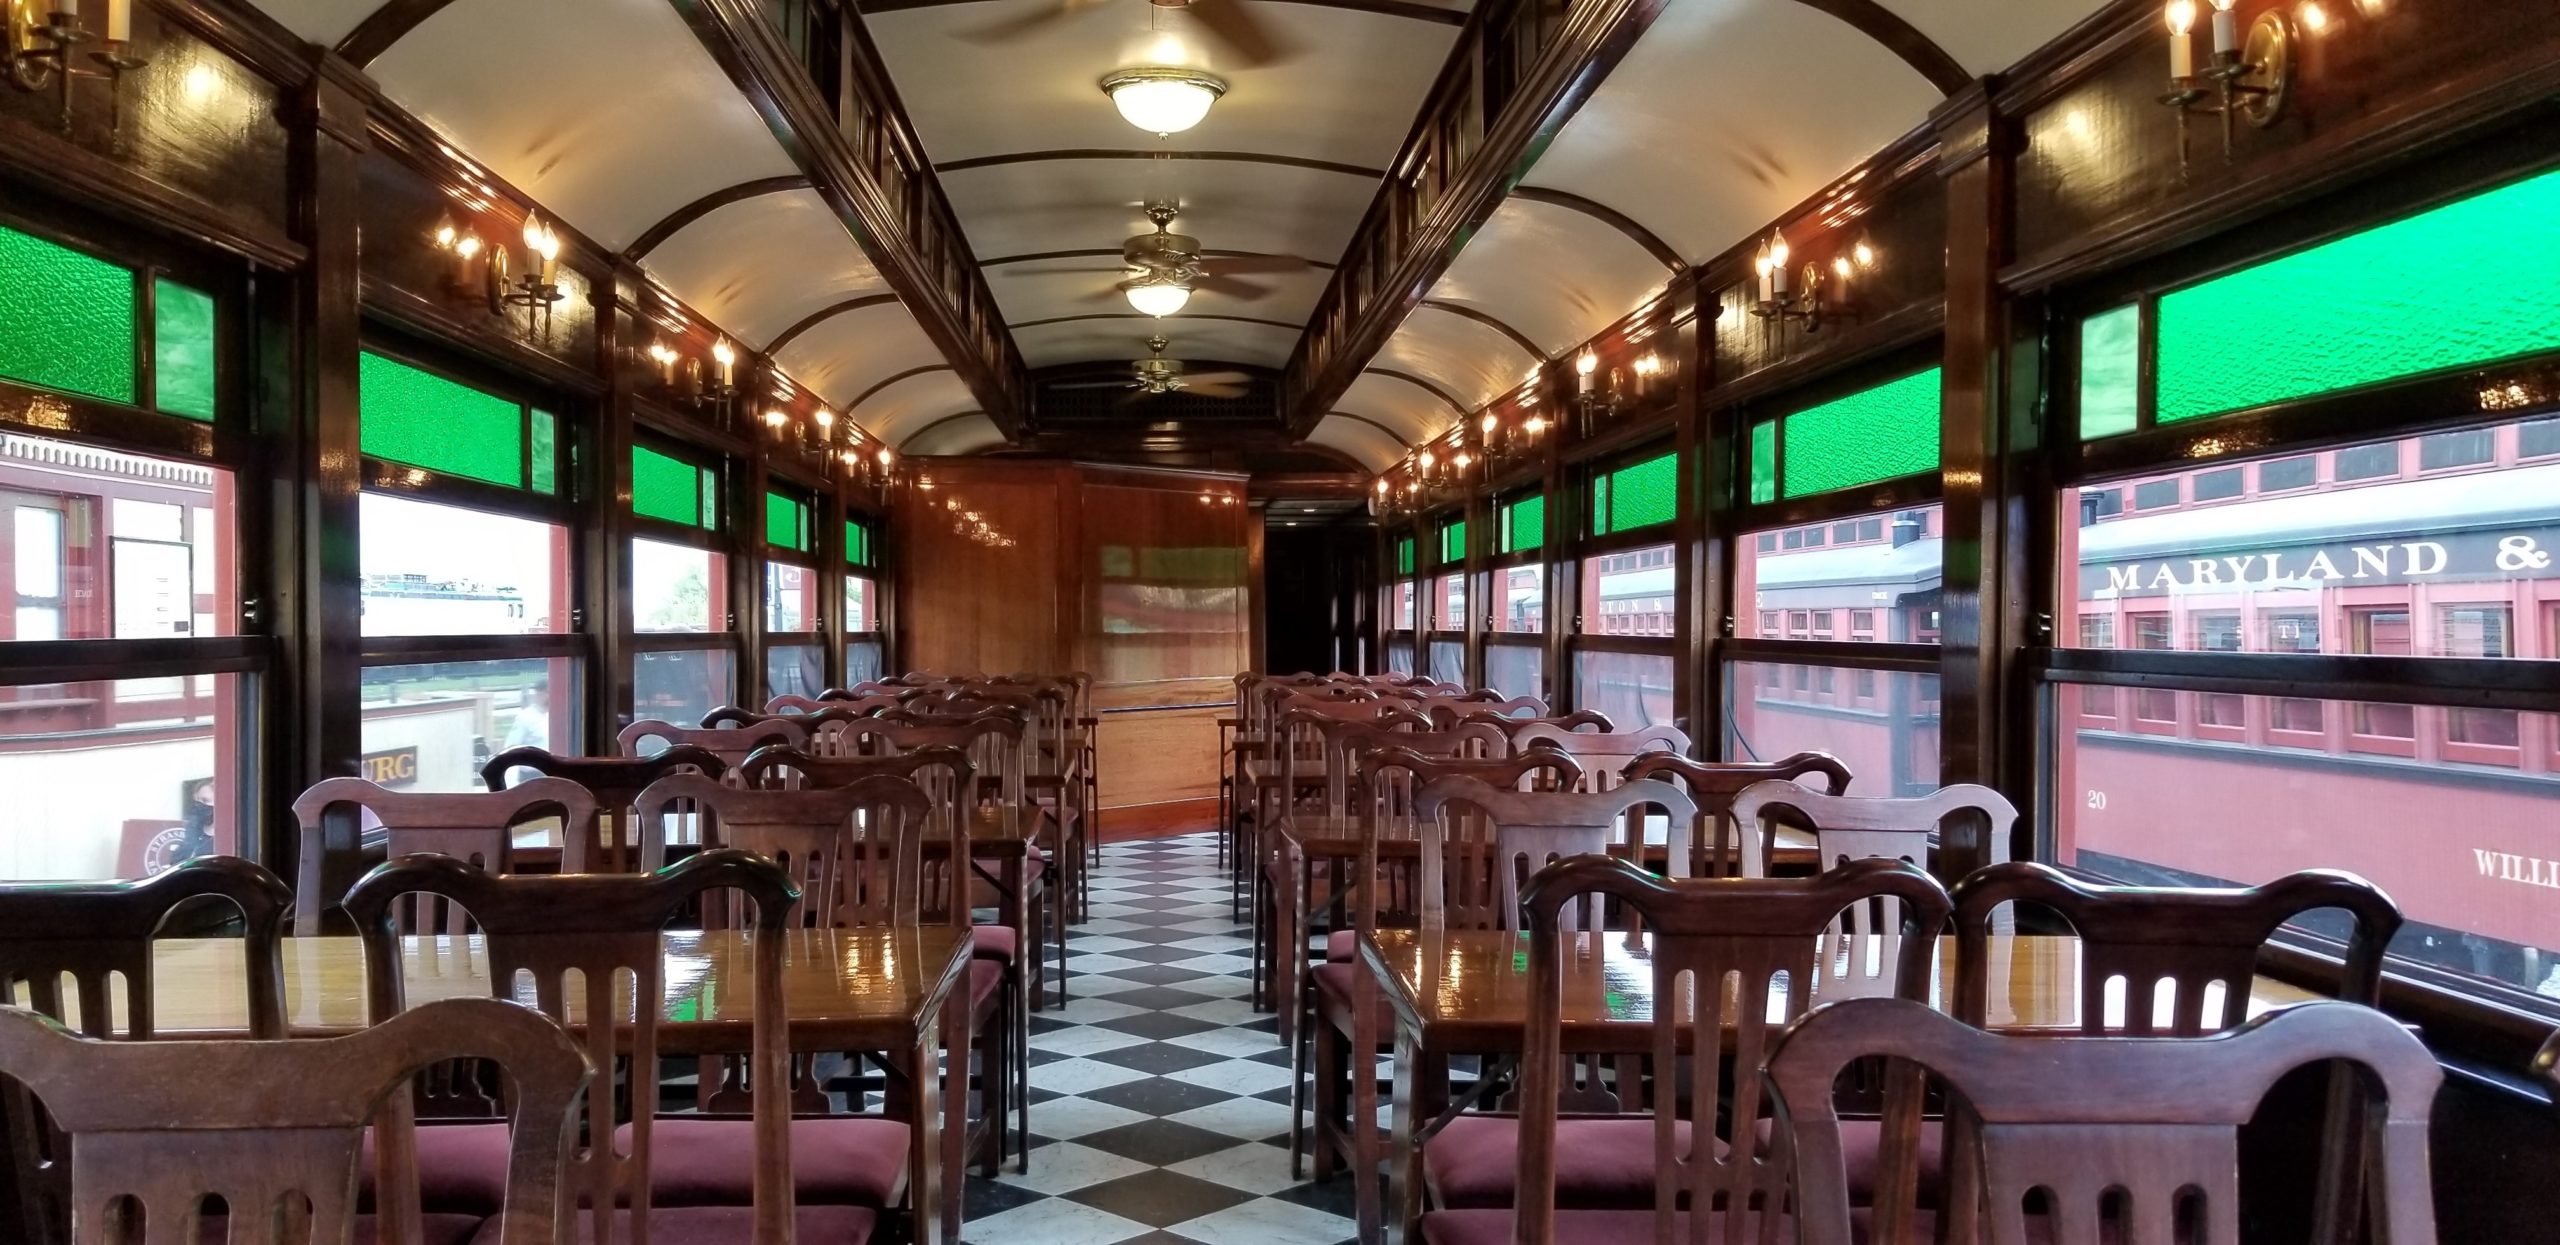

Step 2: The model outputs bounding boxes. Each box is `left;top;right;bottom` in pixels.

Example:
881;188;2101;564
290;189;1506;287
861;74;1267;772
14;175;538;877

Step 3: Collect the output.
960;832;1358;1245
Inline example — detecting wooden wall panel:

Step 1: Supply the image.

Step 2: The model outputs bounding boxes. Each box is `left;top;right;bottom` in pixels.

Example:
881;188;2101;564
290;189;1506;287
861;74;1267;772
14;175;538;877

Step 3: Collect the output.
894;461;1070;676
1095;705;1225;809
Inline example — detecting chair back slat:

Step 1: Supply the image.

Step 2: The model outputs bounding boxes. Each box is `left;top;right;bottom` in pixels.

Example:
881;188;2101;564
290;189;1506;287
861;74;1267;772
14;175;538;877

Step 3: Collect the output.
1514;723;1690;792
736;745;978;925
1410;778;1697;933
615;718;806;768
1768;998;2442;1245
1458;709;1614;738
290;779;598;933
634;773;935;928
1623;752;1852;879
838;716;1026;808
1729;778;2017;891
345;852;797;1245
479;745;729;873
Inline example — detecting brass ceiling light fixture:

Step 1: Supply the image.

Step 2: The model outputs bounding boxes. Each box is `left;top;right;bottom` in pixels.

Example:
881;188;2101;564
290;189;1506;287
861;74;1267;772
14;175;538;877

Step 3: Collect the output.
1100;66;1228;135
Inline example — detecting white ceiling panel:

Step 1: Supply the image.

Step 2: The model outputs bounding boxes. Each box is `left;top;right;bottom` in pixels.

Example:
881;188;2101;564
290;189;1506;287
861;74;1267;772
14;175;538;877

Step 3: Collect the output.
369;0;799;251
984;255;1329;331
1336;372;1452;444
860;371;982;442
1518;0;1940;263
1428;198;1672;357
1307;416;1404;472
774;305;943;410
640;189;889;350
903;413;1007;456
1375;307;1543;411
1012;318;1298;370
938;159;1376;282
866;1;1461;168
248;0;371;44
1883;0;2106;75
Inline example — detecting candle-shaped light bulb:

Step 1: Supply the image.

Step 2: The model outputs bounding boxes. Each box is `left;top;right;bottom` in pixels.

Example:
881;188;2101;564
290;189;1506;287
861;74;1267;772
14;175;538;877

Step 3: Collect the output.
877;447;895;468
1576;351;1597;394
764;408;787;429
1853;239;1877;269
1753;239;1777;302
1453;451;1472;472
711;339;736;387
454;234;482;285
2208;0;2237;54
535;226;560;287
815;408;835;436
105;0;131;43
1524;415;1547;437
1768;232;1791;295
434;222;457;250
1420;449;1436;471
842;448;861;468
1376;477;1390;494
2166;0;2198;77
1480;411;1498;436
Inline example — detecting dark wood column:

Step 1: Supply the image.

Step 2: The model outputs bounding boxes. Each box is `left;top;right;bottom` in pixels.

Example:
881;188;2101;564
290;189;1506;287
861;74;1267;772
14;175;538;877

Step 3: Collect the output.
1669;283;1710;739
1539;368;1568;710
269;51;368;893
589;263;645;743
1931;79;2036;868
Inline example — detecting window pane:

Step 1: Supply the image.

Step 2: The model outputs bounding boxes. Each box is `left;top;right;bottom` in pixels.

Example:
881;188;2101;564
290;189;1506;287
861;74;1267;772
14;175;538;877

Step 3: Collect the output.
1386;637;1415;676
1485;642;1542;701
358;352;524;489
2258;456;2315;491
845;638;882;686
360;658;573;793
1596;452;1676;535
529;410;557;495
360;494;566;636
766;491;808;551
1391;581;1415;630
0;673;246;880
2065;418;2559;660
0;225;135;404
1427;639;1464;686
1575;649;1673;729
1734;509;1941;642
634;648;732;734
765;562;817;632
151;277;217;422
766;642;823;702
1433;572;1466;631
845;519;875;568
2155;168;2560;425
845;575;876;632
2523;418;2560;459
633;538;727;633
1781;368;1941;498
0;435;235;641
1492;564;1543;633
1578;542;1674;637
1748;422;1777;506
1396;536;1414;576
633;446;706;527
2078;303;2141;440
1727;661;1940;796
1501;494;1545;553
2055;685;2560;1010
2419;429;2492;471
1440;518;1467;566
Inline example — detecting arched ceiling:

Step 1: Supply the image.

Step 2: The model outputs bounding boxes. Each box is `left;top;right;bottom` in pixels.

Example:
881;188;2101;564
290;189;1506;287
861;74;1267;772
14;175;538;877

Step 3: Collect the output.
1306;414;1405;472
904;413;1009;456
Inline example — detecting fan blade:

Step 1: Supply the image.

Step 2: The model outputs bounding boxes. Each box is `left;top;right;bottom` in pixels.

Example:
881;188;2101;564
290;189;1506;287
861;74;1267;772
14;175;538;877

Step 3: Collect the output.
1192;273;1272;301
1182;0;1285;66
1183;370;1253;385
1052;378;1138;389
957;0;1105;44
1183;381;1249;398
1197;254;1311;276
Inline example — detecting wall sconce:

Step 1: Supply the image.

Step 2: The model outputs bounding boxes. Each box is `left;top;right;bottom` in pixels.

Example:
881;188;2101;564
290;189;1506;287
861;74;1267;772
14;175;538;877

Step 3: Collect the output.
698;338;738;420
2161;0;2294;173
1574;350;1622;431
8;0;146;140
1751;230;1874;333
496;213;565;337
646;342;682;391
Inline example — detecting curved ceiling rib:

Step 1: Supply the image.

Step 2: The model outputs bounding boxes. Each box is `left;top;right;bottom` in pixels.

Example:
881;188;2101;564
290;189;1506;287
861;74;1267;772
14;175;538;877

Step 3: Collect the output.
1306;416;1407;471
1326;411;1413;447
981;247;1336;271
624;176;814;261
1416;300;1546;364
335;0;457;66
1788;0;1968;94
764;293;906;355
861;0;1470;24
902;411;1005;455
1011;312;1306;333
847;363;958;414
934;150;1386;180
1506;187;1687;273
1365;369;1469;419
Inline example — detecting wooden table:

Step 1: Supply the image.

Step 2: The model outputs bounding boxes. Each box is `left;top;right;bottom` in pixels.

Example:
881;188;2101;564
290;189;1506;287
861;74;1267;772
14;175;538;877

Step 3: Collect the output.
152;926;975;1245
1357;928;2319;1245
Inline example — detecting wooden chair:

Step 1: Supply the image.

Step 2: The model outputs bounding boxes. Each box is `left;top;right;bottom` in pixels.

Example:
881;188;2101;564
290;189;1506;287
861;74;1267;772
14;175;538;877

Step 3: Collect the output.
479;744;729;873
1514;723;1690;792
1768;998;2441;1245
342;850;892;1244
289;778;598;933
633;774;1015;1177
616;718;806;768
0;997;586;1245
1416;854;1951;1245
812;691;907;716
0;858;294;1245
1621;751;1852;878
1460;709;1613;738
1728;777;2017;882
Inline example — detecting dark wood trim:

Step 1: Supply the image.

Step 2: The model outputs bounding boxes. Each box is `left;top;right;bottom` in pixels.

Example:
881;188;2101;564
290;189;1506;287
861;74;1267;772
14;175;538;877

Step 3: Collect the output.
762;292;905;355
0;112;305;271
335;0;463;67
845;363;957;413
621;175;815;262
1364;368;1470;418
858;0;1469;22
0;636;268;683
1787;0;1969;96
1508;186;1686;272
1720;637;1942;673
356;276;610;400
1416;300;1548;363
982;247;1336;271
932;149;1386;180
1011;312;1307;333
2037;649;2560;714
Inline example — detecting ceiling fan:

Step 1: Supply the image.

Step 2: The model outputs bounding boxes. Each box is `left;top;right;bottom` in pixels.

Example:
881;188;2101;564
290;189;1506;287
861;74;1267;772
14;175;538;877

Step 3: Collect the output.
962;0;1287;67
1053;337;1253;399
1084;202;1310;306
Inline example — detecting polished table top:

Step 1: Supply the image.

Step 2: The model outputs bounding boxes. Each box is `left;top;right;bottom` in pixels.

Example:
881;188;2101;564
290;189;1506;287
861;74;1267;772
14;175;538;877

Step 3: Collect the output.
511;804;1038;856
1359;928;2318;1050
1278;813;1819;869
146;926;973;1054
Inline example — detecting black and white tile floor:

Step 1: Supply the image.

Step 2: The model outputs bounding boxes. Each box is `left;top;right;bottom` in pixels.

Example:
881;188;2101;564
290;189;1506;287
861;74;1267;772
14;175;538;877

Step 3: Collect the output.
960;832;1358;1245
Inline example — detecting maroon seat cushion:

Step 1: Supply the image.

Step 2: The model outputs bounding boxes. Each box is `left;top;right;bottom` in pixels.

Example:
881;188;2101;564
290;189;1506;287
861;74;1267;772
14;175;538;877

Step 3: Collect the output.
1324;928;1356;962
970;957;1005;1011
1421;1208;1939;1245
622;1117;910;1209
1752;1115;1944;1207
206;1215;482;1245
971;923;1018;963
360;1122;515;1216
467;1205;877;1245
1309;961;1396;1037
1425;1115;1699;1210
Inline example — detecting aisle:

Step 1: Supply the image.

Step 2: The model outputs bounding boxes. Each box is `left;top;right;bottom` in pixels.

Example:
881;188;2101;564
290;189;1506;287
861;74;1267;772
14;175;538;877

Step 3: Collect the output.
961;833;1358;1245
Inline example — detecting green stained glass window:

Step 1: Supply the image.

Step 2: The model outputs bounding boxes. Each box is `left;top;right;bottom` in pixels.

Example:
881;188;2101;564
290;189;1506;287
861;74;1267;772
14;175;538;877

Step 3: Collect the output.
529;410;557;495
846;519;875;567
2157;168;2560;424
1779;368;1940;498
1440;518;1467;566
152;278;216;421
2078;304;2141;440
1749;421;1778;505
632;446;702;526
359;352;524;488
1396;536;1415;577
699;467;719;529
1500;493;1545;554
1593;451;1676;536
0;224;136;405
767;491;809;552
